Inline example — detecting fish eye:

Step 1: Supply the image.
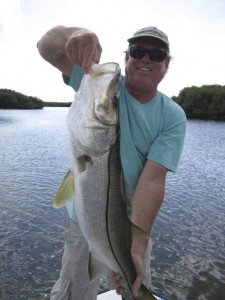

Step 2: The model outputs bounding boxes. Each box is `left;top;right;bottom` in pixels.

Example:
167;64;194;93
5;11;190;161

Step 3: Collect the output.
112;93;118;106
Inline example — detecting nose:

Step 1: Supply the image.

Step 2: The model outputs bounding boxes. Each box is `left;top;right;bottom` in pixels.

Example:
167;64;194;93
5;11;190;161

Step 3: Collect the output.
141;53;151;62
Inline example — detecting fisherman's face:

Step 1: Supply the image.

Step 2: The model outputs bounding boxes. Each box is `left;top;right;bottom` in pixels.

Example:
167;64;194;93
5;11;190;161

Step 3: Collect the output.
124;37;170;102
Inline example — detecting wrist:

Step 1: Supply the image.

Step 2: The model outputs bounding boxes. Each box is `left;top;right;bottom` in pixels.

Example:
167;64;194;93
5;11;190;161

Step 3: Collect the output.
131;222;151;240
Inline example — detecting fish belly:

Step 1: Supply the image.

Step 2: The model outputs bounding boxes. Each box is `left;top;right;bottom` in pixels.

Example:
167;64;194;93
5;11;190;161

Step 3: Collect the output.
74;137;135;297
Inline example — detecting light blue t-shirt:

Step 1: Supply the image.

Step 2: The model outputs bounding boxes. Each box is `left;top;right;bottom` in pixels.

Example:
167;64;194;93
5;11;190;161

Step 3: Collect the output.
63;64;186;222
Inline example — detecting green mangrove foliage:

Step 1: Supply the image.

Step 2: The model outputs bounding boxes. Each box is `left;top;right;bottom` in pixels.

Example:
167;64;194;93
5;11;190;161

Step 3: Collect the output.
0;89;44;109
172;85;225;121
44;101;71;107
0;88;72;109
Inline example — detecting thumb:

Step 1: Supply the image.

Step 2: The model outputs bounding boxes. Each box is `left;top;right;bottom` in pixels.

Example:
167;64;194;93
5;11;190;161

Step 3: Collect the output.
132;275;143;298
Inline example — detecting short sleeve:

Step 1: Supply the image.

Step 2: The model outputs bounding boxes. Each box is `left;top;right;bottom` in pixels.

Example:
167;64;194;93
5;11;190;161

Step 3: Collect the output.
62;64;85;91
148;107;186;172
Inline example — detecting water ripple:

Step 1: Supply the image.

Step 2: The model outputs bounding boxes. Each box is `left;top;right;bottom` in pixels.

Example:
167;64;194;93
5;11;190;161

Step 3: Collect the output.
1;111;225;299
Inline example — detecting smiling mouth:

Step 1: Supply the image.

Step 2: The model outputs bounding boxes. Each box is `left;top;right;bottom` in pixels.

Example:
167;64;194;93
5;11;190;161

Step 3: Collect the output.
138;67;153;72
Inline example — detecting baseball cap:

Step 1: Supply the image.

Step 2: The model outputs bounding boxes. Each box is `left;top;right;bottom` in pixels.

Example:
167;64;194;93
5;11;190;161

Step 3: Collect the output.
127;26;169;49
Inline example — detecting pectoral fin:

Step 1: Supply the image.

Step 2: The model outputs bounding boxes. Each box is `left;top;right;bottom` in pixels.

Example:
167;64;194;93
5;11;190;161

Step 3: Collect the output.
88;252;106;281
77;155;93;173
53;169;75;208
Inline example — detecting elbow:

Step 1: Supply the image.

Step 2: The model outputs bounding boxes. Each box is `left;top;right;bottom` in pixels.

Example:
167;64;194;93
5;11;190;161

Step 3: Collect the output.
36;25;66;63
36;37;48;60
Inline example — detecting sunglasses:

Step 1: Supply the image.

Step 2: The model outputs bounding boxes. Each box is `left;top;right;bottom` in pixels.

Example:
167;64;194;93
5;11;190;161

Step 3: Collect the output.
128;46;168;62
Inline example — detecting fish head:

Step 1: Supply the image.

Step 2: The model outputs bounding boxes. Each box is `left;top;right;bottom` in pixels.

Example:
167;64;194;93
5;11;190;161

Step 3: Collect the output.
84;62;121;155
92;63;120;126
67;62;121;158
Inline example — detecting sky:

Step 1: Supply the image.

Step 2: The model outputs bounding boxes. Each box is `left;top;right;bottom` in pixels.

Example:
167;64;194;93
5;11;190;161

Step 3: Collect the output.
0;0;225;102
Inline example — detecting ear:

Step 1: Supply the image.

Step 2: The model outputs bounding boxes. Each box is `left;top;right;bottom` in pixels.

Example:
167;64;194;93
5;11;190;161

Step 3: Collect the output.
125;51;129;62
165;57;170;69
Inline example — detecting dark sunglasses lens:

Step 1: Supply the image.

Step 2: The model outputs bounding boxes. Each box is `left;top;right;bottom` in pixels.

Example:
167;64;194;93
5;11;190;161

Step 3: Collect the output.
149;49;167;62
129;47;167;62
129;47;145;59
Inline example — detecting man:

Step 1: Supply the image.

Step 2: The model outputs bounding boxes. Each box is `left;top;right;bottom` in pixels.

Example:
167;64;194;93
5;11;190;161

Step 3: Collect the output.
37;25;186;299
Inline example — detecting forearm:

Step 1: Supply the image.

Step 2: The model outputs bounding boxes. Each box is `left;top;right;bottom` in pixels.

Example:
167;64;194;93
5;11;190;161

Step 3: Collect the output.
37;25;66;63
129;161;167;296
37;25;102;75
131;174;165;234
37;25;80;64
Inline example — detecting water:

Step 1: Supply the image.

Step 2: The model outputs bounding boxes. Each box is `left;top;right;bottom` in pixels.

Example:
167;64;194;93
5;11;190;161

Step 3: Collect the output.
0;108;224;300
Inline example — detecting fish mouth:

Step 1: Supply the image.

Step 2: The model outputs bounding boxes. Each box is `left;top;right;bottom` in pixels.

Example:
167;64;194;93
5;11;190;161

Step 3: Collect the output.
94;112;118;126
84;121;117;129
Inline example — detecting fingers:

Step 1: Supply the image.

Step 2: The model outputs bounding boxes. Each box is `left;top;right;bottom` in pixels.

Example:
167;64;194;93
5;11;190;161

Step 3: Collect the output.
65;31;102;73
111;271;125;295
82;42;102;73
111;269;145;298
131;241;146;298
116;286;125;296
132;275;144;298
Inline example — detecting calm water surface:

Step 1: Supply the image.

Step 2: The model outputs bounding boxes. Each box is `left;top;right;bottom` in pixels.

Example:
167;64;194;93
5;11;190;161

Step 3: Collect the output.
0;108;225;300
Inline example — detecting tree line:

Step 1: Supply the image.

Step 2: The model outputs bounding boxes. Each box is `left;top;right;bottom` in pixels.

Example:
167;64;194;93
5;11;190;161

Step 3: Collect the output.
0;89;44;109
172;84;225;121
1;85;225;121
0;89;71;109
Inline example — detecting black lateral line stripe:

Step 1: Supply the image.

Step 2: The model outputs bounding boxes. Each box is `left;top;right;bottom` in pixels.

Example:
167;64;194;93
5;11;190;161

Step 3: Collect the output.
105;135;133;294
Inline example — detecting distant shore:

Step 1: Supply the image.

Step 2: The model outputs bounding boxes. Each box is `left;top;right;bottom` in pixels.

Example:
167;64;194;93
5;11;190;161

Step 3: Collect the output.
1;85;225;121
0;88;71;110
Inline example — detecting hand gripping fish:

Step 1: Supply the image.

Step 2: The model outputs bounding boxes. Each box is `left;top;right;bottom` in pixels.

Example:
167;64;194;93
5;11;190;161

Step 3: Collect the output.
54;62;157;300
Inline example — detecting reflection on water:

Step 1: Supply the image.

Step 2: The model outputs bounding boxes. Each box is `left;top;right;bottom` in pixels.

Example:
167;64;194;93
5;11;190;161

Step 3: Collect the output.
0;109;225;299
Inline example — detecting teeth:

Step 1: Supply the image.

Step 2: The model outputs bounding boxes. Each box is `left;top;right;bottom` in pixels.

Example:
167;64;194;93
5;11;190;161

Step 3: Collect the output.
139;67;152;72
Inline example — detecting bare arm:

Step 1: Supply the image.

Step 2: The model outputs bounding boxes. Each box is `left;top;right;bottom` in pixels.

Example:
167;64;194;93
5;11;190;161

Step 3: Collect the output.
37;25;102;76
113;160;168;297
130;159;167;296
131;160;167;234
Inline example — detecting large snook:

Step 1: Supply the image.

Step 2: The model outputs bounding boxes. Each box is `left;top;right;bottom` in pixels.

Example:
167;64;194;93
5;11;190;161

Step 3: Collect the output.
54;63;157;300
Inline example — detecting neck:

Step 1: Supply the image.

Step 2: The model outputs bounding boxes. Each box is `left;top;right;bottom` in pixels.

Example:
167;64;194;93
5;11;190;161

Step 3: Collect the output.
125;82;157;104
